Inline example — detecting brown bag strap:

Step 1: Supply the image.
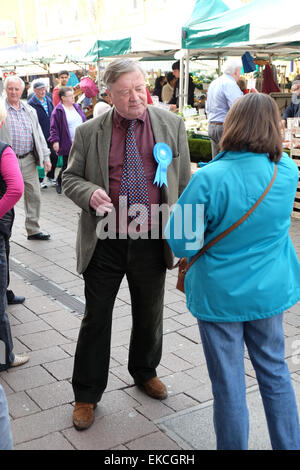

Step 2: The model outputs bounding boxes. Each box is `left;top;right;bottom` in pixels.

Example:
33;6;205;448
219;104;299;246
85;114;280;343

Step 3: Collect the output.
184;164;277;273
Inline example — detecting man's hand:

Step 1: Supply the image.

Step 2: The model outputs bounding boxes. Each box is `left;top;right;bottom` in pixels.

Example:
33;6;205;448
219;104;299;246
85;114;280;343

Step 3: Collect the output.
90;188;114;215
44;161;52;173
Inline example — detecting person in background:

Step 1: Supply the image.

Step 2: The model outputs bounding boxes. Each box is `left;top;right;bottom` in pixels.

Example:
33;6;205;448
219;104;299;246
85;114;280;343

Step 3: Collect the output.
0;98;29;370
282;74;300;127
152;76;166;102
28;81;57;189
49;87;86;194
162;72;176;104
237;77;249;95
206;58;243;158
52;70;70;107
169;60;195;108
93;91;112;118
166;93;300;450
146;87;153;105
21;81;30;100
63;58;191;431
0;76;51;241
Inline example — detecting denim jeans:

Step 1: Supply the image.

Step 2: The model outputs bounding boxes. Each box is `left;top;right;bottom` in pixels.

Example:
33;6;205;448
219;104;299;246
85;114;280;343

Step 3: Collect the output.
198;314;300;450
0;233;14;371
0;385;13;450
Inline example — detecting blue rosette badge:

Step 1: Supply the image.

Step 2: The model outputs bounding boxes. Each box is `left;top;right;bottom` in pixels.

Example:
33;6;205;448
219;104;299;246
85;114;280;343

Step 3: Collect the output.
153;143;172;187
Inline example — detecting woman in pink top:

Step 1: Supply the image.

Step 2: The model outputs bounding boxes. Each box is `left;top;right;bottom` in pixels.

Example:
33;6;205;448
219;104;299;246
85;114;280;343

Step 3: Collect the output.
0;101;29;370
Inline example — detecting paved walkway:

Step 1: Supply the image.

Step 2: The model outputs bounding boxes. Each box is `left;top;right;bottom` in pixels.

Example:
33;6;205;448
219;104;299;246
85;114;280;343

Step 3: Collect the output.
1;183;300;450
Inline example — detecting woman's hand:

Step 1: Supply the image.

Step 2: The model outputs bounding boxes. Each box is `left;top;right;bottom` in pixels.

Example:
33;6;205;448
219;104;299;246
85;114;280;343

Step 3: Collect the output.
53;142;59;153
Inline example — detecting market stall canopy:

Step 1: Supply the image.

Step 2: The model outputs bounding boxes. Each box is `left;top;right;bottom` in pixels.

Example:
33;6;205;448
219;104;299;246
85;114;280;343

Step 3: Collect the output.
182;0;300;58
85;0;196;61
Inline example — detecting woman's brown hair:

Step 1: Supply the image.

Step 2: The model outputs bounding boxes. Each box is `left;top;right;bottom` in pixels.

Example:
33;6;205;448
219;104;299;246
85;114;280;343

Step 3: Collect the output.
219;93;283;162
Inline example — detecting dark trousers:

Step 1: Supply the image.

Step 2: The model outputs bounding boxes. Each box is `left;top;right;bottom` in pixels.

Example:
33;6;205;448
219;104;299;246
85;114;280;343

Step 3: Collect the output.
56;155;68;186
46;142;58;180
0;234;14;371
208;122;224;159
72;237;166;403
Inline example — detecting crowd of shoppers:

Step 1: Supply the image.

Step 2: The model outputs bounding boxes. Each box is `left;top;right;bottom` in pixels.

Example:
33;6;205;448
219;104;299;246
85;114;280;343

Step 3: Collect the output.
0;57;300;451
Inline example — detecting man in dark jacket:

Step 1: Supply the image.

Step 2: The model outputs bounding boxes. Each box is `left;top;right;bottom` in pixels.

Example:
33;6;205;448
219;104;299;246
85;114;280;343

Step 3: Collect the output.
282;74;300;126
28;81;57;188
168;60;195;108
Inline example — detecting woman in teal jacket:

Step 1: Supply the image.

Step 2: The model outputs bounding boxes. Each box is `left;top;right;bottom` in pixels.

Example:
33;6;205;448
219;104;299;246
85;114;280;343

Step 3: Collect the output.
166;93;300;450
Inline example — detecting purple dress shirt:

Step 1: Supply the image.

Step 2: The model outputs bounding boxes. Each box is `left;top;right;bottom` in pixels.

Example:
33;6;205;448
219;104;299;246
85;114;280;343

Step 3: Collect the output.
109;108;161;233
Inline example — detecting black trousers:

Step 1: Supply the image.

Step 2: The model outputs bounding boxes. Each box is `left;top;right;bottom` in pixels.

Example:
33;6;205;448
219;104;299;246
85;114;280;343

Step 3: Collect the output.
72;237;166;403
56;155;68;186
46;142;58;180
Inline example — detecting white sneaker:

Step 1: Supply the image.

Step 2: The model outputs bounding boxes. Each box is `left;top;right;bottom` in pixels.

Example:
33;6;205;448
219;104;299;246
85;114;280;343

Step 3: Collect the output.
40;177;48;189
47;177;56;187
11;354;29;367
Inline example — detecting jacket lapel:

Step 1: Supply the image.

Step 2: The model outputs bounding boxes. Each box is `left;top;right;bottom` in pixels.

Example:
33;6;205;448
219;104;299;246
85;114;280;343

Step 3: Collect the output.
148;107;171;204
148;106;168;144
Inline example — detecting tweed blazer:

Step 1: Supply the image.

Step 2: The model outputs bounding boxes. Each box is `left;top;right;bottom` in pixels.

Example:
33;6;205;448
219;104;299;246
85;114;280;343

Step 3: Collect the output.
63;106;191;274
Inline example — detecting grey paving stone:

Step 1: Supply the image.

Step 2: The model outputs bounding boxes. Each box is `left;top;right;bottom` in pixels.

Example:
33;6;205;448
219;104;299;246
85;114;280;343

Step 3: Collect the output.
18;329;71;351
164;393;200;412
6;391;41;418
96;389;140;418
4;365;56;392
39;310;82;332
111;345;129;365
22;295;62;315
160;352;195;373
110;364;133;386
11;319;52;337
20;346;70;368
127;430;181;450
11;404;73;444
136;401;174;420
7;305;39;324
26;380;74;410
14;432;75;450
106;372;128;392
162;332;195;355
157;380;300;450
163;317;185;334
43;357;74;380
62;408;157;450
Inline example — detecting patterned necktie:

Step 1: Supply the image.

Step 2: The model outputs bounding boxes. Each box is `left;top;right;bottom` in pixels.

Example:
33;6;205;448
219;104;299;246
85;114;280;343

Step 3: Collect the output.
119;119;150;224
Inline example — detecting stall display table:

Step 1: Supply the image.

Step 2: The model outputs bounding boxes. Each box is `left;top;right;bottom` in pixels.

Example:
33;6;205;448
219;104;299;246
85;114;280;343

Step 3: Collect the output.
188;132;212;163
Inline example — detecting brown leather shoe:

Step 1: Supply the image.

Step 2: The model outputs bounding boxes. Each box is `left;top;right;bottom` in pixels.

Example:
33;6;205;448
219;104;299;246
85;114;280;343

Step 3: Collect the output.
142;377;168;400
73;402;96;431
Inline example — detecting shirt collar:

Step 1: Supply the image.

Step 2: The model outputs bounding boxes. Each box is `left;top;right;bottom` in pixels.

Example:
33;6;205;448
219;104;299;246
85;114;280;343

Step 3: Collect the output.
34;95;46;105
113;107;148;129
6;98;26;111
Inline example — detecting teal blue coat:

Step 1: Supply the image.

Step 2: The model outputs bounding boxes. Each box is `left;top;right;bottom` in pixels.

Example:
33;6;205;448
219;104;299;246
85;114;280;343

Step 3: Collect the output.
165;150;300;322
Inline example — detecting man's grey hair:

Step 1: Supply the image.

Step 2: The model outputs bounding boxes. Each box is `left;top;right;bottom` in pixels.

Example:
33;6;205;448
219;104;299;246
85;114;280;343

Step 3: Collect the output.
103;59;145;90
4;75;25;91
223;58;242;75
